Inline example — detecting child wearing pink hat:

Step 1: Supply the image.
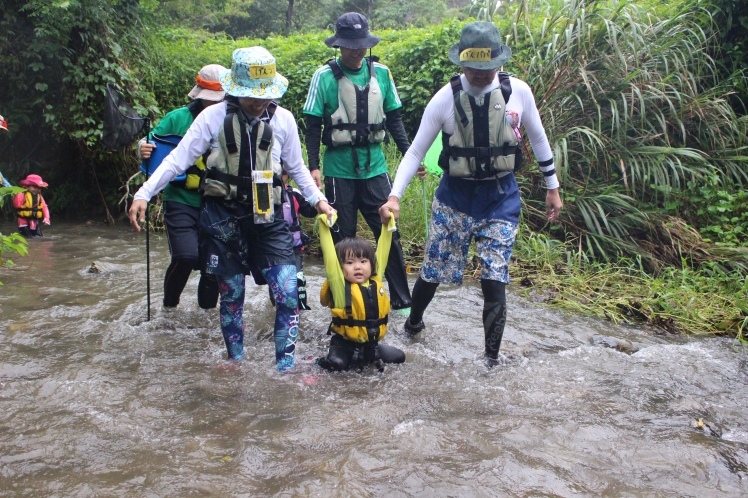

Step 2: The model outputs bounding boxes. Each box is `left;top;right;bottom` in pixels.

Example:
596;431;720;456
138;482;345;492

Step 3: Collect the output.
13;174;50;237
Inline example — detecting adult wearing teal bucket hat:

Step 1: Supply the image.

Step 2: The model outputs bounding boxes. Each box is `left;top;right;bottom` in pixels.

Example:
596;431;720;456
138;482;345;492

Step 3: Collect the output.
380;22;563;366
130;47;335;370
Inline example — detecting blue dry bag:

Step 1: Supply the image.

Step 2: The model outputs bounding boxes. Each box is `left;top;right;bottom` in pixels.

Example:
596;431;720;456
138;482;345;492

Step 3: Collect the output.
139;134;186;182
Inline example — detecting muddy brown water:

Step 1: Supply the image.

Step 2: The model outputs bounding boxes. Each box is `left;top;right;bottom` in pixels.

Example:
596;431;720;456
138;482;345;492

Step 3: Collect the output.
1;222;747;497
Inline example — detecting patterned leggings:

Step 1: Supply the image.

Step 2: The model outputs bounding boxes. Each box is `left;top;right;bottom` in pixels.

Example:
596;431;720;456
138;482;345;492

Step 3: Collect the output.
217;264;299;371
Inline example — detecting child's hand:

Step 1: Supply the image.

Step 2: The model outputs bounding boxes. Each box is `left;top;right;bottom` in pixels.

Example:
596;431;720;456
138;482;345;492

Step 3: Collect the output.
43;218;50;225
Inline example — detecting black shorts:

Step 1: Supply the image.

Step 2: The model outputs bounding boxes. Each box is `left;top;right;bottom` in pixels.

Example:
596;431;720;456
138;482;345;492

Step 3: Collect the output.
323;173;392;239
163;200;200;261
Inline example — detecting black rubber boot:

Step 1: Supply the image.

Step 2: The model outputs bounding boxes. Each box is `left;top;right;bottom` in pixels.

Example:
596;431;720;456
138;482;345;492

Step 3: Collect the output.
481;279;507;366
405;277;439;334
163;258;195;308
197;272;219;309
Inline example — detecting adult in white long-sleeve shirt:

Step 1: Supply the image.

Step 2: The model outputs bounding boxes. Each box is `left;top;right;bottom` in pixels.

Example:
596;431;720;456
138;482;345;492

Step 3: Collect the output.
379;22;562;365
129;47;334;371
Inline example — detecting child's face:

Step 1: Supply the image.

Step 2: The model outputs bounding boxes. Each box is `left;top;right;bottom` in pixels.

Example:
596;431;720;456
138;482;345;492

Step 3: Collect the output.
341;252;372;284
27;185;42;195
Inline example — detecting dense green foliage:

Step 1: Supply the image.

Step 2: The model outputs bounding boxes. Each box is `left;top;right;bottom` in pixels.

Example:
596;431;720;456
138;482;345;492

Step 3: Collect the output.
0;0;158;220
0;187;28;282
141;0;455;39
504;0;748;268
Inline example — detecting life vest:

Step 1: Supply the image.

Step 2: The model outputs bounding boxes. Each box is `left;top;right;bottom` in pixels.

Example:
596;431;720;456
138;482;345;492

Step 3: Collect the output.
177;100;210;190
15;192;46;219
201;101;282;219
321;276;390;343
323;57;387;174
438;72;522;179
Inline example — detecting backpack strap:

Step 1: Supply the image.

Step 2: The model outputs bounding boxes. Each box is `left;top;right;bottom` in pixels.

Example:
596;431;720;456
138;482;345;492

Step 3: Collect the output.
450;75;469;127
498;71;512;105
327;59;344;80
224;102;240;154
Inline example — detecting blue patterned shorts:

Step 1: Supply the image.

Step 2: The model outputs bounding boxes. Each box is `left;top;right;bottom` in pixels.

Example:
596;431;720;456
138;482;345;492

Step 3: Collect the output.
421;198;519;285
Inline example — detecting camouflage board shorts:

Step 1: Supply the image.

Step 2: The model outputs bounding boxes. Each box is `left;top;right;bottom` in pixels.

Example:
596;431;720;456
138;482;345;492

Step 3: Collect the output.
420;198;519;285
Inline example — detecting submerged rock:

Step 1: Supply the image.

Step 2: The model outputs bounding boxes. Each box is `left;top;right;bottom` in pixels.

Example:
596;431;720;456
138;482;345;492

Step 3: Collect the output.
590;335;639;354
87;261;125;274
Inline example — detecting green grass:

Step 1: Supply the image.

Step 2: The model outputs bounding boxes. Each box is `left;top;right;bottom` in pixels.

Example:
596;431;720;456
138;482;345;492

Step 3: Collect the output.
377;143;748;341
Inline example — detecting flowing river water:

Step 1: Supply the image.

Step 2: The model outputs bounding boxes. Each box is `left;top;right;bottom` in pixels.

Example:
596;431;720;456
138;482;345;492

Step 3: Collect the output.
1;221;747;497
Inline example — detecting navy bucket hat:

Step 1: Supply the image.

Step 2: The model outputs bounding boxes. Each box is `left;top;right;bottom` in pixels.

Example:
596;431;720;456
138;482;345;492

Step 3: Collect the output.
324;12;380;50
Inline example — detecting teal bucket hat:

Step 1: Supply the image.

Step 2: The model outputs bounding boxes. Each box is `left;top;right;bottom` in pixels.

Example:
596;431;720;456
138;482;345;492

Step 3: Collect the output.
448;22;512;70
220;47;289;99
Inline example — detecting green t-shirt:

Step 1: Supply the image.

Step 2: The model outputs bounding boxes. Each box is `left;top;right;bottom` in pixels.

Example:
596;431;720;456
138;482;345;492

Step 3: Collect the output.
149;105;201;207
303;57;403;180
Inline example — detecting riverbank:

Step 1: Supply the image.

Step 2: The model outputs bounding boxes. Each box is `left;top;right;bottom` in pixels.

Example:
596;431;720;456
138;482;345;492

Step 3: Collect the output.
298;157;748;342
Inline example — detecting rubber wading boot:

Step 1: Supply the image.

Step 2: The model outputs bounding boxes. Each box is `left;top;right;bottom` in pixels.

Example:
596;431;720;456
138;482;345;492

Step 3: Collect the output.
484;302;506;368
404;317;425;335
197;273;219;309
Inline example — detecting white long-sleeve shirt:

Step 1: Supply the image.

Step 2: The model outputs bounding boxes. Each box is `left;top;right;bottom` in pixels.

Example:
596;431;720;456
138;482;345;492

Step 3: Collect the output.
390;74;559;198
133;101;326;207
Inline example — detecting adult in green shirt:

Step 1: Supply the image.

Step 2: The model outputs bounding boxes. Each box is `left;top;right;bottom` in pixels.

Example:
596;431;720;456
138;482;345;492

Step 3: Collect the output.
303;12;412;310
138;64;226;311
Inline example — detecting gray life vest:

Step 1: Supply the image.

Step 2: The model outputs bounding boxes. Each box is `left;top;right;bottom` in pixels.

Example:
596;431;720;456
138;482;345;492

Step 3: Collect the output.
438;72;522;180
323;57;387;174
202;102;282;220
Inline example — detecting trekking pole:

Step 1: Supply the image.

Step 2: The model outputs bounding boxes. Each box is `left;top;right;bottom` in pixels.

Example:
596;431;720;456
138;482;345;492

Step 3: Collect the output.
420;166;429;241
144;119;151;321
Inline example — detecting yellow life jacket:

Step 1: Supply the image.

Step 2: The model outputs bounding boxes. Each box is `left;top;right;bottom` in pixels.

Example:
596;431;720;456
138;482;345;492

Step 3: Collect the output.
169;155;206;191
202;102;282;221
15;192;46;219
183;156;206;190
321;276;390;343
439;73;520;179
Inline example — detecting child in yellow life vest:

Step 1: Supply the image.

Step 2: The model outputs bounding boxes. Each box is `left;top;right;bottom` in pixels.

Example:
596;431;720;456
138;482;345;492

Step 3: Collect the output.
316;213;406;372
13;174;50;238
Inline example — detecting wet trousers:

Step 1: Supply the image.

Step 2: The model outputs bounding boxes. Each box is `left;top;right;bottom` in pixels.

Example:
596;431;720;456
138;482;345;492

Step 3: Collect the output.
318;334;405;372
217;266;299;371
163;201;219;309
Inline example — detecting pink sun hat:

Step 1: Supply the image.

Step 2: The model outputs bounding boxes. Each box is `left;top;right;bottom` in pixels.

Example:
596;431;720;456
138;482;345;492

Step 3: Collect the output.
19;174;48;188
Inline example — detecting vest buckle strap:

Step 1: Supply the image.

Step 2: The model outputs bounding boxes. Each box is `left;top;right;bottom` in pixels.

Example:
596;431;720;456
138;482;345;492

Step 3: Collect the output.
205;169;253;187
475;147;492;160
